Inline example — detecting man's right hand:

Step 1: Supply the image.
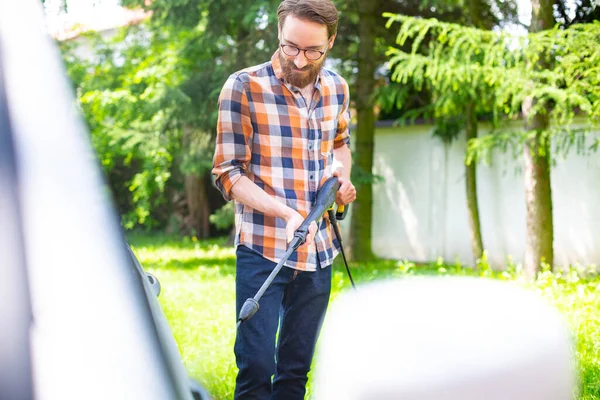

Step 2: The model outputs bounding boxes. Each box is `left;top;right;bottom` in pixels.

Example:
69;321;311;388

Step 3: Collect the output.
284;209;318;247
229;177;318;247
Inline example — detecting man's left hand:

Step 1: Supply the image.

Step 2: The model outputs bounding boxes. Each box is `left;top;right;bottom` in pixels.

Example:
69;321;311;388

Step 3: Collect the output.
333;170;356;206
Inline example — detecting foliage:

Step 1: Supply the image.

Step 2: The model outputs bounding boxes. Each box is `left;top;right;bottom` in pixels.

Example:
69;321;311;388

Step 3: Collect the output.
384;15;600;162
61;27;198;228
60;0;283;230
556;0;600;27
209;202;235;231
372;0;519;122
58;0;518;235
129;234;600;400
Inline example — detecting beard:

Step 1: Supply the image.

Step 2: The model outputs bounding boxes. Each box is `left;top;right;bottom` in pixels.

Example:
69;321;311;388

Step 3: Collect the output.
279;50;327;88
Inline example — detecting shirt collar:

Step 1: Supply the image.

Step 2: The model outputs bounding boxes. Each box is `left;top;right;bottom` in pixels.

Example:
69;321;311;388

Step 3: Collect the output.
271;49;322;91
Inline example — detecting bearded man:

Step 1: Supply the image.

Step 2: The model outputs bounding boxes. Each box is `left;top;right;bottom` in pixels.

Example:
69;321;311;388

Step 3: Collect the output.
212;1;355;398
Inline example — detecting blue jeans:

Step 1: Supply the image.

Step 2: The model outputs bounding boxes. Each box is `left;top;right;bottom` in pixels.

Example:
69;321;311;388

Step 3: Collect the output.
234;244;332;400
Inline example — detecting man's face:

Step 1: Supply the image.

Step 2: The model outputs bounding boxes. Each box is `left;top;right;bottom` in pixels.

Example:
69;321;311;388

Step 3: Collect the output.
278;15;334;88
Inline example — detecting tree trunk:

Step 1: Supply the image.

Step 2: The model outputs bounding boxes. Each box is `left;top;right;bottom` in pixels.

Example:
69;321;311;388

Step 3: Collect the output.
463;0;486;266
467;0;483;27
465;103;484;264
235;27;250;71
523;113;554;277
531;0;556;32
182;125;210;238
523;0;555;277
349;0;377;261
184;174;210;238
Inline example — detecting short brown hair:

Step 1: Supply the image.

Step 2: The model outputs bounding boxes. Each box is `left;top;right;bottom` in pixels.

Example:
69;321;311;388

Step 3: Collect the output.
277;0;339;39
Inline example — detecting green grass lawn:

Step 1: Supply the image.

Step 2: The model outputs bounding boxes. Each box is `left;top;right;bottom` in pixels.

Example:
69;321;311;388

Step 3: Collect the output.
129;233;600;400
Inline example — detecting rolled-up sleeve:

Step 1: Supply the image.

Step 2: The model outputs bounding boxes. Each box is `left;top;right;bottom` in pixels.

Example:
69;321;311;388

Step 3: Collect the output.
334;80;351;149
212;74;254;201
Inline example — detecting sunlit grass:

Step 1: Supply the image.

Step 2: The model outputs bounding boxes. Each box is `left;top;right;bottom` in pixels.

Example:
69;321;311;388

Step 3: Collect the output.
129;234;237;400
129;234;600;400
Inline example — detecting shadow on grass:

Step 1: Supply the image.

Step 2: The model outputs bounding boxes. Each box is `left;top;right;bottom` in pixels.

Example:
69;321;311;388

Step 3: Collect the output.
580;367;600;399
333;258;482;284
137;256;237;281
127;232;231;251
578;337;600;399
128;233;498;284
127;233;236;276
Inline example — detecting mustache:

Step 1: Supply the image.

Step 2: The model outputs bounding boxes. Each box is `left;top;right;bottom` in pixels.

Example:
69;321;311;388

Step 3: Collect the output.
294;65;312;71
284;60;312;72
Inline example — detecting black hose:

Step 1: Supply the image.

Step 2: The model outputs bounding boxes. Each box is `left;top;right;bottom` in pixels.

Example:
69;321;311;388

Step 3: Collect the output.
328;209;356;290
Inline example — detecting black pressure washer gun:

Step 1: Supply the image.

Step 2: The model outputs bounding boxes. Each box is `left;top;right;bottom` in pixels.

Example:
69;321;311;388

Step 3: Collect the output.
237;176;355;328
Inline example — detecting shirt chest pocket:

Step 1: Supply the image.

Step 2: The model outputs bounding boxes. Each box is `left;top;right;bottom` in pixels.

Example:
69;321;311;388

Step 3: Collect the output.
319;118;338;157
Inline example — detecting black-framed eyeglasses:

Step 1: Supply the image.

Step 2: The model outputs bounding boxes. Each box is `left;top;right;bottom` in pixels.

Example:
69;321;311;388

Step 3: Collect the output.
280;43;327;61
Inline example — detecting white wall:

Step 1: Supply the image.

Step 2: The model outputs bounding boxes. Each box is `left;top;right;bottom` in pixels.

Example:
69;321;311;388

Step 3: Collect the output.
371;122;600;268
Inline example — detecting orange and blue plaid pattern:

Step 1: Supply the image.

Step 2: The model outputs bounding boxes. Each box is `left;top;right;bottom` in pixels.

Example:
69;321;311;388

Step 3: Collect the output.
212;51;351;271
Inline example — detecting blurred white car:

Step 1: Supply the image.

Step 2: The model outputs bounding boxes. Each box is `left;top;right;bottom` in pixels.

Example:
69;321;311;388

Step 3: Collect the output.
0;1;209;399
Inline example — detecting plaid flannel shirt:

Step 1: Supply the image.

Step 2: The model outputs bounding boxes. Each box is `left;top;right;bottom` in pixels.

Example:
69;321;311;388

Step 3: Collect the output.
212;50;351;271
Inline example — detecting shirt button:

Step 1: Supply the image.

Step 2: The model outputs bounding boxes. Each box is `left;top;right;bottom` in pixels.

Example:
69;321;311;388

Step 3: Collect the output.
308;144;313;150
310;175;314;180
